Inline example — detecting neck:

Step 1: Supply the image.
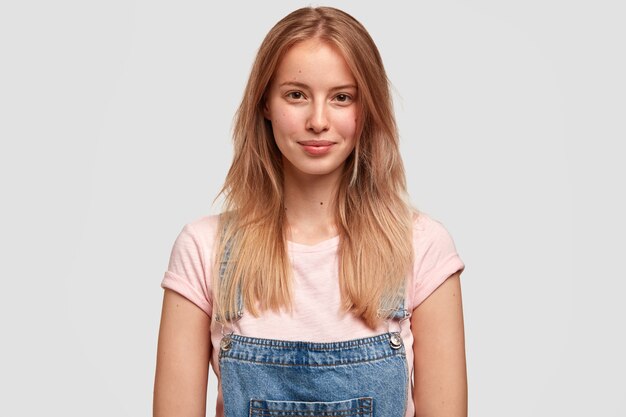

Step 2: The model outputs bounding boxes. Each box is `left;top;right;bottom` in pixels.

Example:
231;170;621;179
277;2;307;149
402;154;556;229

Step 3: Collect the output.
282;165;342;245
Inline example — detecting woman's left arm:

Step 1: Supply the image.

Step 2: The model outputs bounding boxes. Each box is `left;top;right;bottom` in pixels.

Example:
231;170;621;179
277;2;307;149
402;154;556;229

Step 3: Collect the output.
411;271;467;417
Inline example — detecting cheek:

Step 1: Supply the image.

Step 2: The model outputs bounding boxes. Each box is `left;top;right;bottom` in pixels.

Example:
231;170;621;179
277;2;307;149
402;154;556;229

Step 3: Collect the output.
334;110;358;141
271;107;303;137
272;115;294;139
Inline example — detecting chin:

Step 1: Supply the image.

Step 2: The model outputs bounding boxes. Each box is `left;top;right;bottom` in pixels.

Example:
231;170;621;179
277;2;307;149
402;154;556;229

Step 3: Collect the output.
288;162;344;178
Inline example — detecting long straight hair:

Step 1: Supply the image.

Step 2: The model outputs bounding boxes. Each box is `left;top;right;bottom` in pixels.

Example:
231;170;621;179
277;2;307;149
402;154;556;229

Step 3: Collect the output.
215;6;415;328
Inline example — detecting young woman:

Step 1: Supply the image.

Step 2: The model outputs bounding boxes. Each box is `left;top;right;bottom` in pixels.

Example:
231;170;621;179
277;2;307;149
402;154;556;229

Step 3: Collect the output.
154;6;467;417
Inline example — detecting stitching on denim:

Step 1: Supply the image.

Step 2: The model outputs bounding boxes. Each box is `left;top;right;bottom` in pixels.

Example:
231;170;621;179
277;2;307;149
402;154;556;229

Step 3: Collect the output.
249;405;372;417
250;410;371;417
251;410;370;415
220;352;406;367
228;332;396;351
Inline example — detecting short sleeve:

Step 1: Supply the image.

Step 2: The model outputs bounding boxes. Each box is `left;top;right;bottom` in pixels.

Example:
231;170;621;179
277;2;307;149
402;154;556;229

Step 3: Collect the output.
160;219;216;317
409;213;465;310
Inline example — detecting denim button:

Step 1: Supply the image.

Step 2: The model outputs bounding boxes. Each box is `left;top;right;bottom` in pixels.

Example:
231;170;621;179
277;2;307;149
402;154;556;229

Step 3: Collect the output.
220;336;232;351
389;333;402;349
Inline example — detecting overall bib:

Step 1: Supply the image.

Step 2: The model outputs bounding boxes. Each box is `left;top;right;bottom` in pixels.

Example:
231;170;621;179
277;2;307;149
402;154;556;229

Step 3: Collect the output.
217;243;411;417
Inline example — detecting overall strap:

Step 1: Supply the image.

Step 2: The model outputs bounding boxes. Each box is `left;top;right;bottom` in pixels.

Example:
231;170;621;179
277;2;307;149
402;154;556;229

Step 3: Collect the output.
377;291;410;321
215;233;244;324
384;303;410;320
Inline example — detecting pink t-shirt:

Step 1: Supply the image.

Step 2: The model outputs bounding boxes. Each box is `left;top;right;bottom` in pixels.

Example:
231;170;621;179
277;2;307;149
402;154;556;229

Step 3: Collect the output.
161;211;465;417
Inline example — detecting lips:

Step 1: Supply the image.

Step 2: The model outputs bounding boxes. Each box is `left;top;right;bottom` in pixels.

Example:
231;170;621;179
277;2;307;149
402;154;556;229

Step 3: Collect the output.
298;140;335;146
297;140;335;156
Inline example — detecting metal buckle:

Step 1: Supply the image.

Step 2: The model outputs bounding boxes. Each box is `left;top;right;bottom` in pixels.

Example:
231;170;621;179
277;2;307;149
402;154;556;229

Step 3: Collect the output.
389;333;403;349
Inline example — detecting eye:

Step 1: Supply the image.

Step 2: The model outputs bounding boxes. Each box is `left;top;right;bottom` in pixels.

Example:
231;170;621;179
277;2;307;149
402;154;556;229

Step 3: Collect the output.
286;91;305;100
334;93;352;103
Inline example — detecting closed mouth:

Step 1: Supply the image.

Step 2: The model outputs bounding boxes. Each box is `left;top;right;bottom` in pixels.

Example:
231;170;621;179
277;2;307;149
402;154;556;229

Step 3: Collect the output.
297;140;335;146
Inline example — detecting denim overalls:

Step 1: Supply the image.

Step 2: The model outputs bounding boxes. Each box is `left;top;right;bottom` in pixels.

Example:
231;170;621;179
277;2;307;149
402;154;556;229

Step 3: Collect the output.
217;241;411;417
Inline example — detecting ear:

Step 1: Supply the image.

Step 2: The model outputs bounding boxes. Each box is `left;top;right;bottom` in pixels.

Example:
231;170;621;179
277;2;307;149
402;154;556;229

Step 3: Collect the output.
263;99;271;120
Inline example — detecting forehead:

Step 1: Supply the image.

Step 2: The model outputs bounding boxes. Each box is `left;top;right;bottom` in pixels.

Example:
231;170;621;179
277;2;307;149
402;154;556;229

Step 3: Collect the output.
272;39;356;88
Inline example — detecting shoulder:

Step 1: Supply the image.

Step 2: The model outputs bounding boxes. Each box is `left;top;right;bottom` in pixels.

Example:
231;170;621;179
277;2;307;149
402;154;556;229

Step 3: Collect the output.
165;213;223;284
411;210;456;247
185;213;221;236
176;214;222;253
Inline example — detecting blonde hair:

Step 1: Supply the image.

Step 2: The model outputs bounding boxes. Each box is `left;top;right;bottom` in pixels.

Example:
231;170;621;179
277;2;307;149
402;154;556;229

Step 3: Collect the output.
215;6;415;328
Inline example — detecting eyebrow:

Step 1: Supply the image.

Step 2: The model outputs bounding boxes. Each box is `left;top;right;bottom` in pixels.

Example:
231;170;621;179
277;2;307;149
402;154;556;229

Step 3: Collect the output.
278;81;357;91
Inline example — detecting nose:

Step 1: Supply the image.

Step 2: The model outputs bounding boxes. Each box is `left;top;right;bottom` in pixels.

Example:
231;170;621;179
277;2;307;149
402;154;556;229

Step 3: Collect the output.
306;102;330;133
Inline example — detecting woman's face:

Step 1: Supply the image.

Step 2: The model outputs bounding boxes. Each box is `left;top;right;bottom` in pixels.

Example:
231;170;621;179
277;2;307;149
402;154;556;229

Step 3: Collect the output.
264;39;358;181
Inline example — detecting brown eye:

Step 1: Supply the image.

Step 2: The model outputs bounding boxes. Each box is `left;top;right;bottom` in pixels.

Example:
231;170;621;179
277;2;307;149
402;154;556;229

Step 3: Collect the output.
287;91;303;100
335;94;351;102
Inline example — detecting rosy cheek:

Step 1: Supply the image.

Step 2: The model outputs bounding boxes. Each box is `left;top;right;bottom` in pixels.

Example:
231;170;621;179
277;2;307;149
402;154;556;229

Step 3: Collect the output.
338;114;357;135
278;109;302;132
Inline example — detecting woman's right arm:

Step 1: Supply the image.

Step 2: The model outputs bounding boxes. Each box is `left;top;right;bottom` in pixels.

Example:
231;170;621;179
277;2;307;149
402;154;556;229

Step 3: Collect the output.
154;288;212;417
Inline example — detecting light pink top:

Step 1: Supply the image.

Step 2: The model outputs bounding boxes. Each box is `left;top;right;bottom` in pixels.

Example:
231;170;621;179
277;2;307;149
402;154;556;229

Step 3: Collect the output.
161;211;465;417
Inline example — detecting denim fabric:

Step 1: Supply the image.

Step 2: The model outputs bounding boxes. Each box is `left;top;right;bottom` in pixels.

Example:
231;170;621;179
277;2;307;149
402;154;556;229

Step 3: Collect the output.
219;333;408;417
217;237;410;417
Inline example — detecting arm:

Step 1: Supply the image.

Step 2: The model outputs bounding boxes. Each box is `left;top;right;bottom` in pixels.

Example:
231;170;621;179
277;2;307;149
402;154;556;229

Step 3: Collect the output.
411;271;467;417
154;289;212;417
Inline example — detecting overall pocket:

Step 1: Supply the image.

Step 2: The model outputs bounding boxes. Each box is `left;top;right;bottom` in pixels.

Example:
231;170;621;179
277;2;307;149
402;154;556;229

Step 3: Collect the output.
249;396;373;417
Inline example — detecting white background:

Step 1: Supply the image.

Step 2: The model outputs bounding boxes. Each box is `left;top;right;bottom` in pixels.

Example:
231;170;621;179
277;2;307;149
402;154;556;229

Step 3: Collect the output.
1;0;624;416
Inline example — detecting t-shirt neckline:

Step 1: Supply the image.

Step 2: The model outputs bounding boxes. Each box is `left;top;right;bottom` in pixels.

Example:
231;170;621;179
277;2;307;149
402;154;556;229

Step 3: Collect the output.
287;235;340;253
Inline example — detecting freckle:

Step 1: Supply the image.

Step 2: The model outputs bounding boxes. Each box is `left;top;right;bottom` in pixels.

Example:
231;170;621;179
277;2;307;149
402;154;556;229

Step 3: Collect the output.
320;202;323;205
